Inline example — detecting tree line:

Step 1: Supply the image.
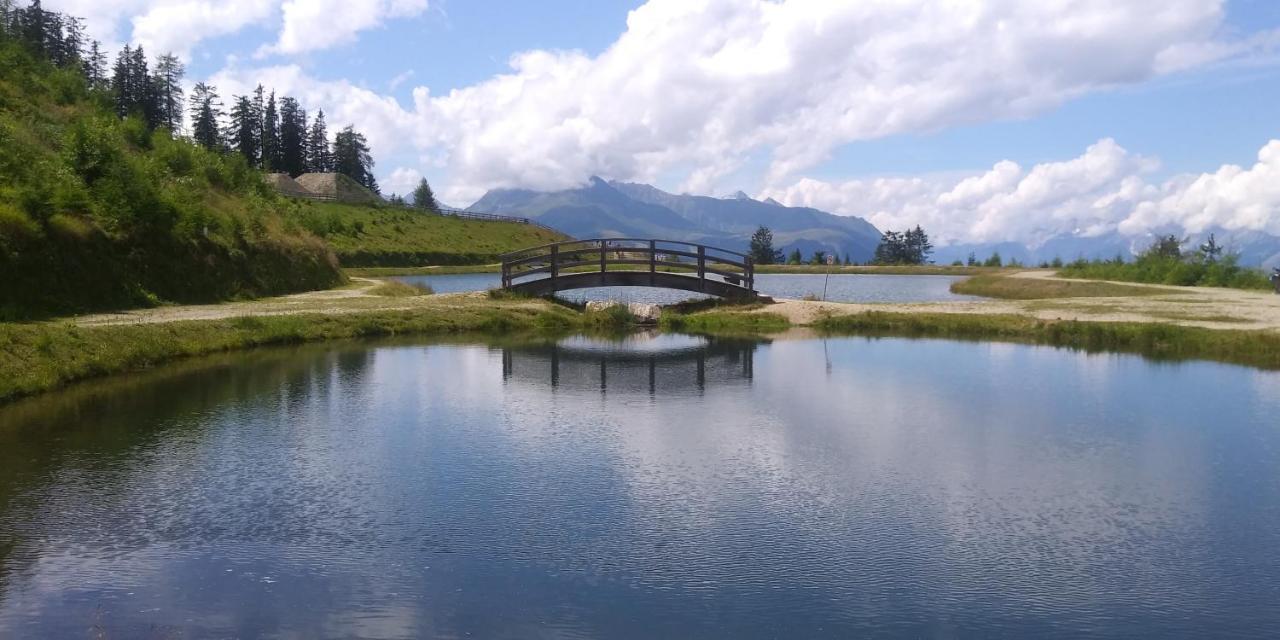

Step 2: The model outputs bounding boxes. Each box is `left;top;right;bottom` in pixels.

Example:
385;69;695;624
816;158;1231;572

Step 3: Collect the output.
748;224;935;266
1;0;380;193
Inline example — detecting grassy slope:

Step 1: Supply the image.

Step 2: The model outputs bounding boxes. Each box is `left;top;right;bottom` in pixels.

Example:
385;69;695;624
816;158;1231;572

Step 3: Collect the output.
0;40;342;320
291;201;569;267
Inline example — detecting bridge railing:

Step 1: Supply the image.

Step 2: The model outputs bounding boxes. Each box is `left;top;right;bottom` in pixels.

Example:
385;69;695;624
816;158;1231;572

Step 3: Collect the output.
500;238;754;291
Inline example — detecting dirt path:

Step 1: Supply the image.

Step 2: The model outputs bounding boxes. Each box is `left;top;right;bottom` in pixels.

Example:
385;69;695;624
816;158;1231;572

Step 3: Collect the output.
70;280;546;327
760;271;1280;332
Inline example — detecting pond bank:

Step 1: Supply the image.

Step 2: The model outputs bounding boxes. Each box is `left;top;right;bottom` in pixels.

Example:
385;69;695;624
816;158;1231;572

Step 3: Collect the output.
5;271;1279;403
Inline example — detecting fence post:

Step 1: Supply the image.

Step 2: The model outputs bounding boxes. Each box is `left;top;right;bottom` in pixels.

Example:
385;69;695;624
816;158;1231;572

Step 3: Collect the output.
697;245;706;291
649;240;656;286
551;244;559;287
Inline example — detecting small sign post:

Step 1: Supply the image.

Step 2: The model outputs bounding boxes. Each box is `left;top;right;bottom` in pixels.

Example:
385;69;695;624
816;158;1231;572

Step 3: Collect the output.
822;253;836;301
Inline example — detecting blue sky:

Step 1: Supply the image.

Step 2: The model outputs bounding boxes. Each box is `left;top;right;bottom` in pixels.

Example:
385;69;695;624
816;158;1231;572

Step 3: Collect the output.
45;0;1280;244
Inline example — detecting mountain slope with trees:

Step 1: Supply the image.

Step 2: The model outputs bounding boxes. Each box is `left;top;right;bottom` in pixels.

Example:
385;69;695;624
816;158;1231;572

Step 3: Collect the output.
0;2;342;319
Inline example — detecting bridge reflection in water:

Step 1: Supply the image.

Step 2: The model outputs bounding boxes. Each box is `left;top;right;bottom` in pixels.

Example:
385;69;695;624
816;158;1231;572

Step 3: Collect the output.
500;334;759;395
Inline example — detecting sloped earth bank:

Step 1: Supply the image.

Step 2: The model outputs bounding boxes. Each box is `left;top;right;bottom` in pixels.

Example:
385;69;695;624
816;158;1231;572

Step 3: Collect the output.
69;272;1280;333
758;270;1280;332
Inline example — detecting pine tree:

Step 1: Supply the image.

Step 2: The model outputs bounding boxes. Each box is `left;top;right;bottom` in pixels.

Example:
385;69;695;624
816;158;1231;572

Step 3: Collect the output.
332;125;378;193
305;109;331;172
261;90;281;170
153;52;185;133
227;95;260;165
748;225;781;264
129;45;160;129
278;96;307;176
411;178;439;212
110;44;132;118
85;39;106;89
21;0;45;56
188;82;222;150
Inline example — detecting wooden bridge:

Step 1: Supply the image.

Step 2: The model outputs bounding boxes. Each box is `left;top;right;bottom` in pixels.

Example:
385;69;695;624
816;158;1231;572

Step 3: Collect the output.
500;239;758;298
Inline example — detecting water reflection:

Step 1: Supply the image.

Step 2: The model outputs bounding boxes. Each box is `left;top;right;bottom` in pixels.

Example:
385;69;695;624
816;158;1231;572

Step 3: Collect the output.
0;335;1278;638
501;333;757;394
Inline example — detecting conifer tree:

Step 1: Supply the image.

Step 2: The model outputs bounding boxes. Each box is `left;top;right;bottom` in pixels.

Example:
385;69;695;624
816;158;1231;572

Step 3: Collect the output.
153;52;185;132
111;44;132;118
85;39;106;89
261;90;281;170
188;82;222;150
411;178;439;212
278;96;307;176
305;109;331;172
332;125;378;193
227;95;260;164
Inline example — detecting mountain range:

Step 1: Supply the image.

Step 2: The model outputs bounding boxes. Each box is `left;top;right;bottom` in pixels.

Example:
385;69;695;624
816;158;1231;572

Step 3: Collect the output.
467;177;884;261
466;178;1280;269
932;229;1280;269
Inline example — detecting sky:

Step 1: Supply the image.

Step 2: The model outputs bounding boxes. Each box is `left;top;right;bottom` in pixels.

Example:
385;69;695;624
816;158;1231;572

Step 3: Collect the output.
40;0;1280;247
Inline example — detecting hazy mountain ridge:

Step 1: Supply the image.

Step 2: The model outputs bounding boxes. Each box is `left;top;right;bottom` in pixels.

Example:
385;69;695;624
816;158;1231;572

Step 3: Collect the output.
469;178;883;261
933;229;1280;268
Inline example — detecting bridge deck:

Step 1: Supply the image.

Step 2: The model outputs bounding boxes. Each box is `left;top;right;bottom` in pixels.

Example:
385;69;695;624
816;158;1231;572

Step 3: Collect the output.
500;239;758;299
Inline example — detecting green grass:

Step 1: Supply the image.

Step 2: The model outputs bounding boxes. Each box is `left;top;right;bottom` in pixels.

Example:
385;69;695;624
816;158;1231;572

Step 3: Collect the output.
660;310;790;334
0;305;586;403
815;311;1280;370
951;274;1168;299
1058;256;1272;290
367;280;434;297
287;201;568;267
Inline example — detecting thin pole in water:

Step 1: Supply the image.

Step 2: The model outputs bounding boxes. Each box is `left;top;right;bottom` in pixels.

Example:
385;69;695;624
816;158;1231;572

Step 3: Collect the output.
822;253;834;301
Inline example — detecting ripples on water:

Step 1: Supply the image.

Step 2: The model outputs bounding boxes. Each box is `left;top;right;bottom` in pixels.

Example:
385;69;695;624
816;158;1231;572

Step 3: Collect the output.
1;335;1279;638
396;272;982;304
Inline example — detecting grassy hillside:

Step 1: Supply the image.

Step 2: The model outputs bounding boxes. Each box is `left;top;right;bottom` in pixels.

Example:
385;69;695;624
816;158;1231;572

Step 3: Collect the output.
283;201;568;267
0;39;342;320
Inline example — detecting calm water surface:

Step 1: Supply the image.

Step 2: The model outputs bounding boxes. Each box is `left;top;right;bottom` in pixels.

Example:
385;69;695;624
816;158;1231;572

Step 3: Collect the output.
1;335;1279;638
397;272;980;304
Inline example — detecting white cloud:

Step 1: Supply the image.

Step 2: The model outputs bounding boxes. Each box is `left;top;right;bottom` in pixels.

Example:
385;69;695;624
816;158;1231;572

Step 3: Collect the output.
44;0;427;60
132;0;277;57
761;138;1280;246
261;0;429;57
383;167;423;197
204;0;1266;204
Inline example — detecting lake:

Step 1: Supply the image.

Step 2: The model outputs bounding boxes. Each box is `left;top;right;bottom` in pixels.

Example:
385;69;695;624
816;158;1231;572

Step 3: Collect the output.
2;334;1278;638
396;272;981;304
